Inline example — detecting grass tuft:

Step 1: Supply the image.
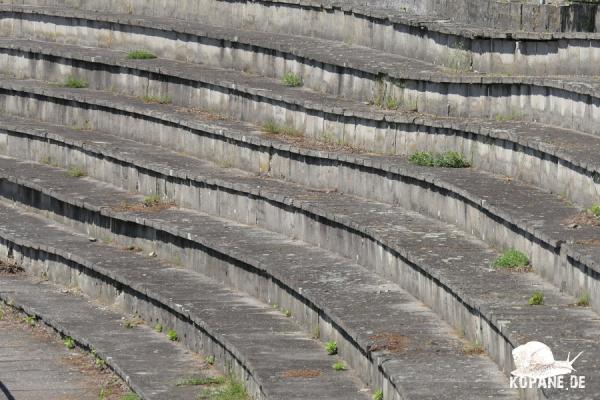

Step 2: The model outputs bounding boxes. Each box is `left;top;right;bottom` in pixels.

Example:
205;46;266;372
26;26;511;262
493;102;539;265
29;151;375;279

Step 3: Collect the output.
198;376;249;400
332;361;346;371
281;72;303;87
176;376;226;386
325;340;337;355
63;336;75;349
120;393;140;400
66;166;86;178
372;389;383;400
167;329;178;341
409;151;471;168
528;291;544;306
590;204;600;218
62;76;88;88
127;50;157;59
154;323;163;333
261;120;302;137
493;249;530;270
143;195;161;207
576;292;590;307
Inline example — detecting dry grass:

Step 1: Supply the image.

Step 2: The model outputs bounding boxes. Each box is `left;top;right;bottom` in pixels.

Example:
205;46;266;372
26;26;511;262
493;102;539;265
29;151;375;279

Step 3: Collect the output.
281;369;322;378
0;259;23;275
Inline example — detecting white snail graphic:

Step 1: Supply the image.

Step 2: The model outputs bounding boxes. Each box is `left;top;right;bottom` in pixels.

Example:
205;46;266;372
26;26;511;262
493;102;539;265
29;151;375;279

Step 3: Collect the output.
511;341;583;379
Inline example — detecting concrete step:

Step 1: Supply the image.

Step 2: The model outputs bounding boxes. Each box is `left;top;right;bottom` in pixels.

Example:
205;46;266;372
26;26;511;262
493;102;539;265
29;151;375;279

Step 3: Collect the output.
3;1;600;74
0;208;374;400
1;4;600;122
0;276;212;400
0;148;599;398
0;80;599;317
1;41;600;203
0;178;514;400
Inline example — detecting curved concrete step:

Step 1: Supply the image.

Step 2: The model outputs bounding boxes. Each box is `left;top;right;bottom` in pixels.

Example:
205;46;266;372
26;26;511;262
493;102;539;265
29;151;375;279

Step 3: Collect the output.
0;81;599;317
4;1;600;74
0;39;598;208
1;152;599;398
0;275;209;400
0;207;374;400
1;6;600;137
0;184;514;400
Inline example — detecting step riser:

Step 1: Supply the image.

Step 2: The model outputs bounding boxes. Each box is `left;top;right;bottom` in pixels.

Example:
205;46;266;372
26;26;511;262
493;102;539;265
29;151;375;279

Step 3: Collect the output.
2;13;600;137
3;2;600;74
2;48;599;210
0;237;266;400
1;91;597;317
0;195;403;400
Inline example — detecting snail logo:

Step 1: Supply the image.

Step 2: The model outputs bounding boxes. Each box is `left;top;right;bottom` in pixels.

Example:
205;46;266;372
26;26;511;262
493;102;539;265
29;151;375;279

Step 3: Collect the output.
510;341;586;389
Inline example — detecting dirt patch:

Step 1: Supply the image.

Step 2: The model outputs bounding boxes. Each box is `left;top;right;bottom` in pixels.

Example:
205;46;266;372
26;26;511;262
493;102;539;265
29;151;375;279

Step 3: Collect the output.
564;211;600;227
113;200;175;213
575;238;600;246
0;259;24;275
462;341;484;356
368;332;409;353
174;106;229;121
281;369;322;378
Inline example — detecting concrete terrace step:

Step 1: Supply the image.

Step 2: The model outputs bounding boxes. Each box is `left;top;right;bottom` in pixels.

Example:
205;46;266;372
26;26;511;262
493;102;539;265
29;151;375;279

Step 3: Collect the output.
0;207;374;400
5;0;600;74
3;5;600;132
0;177;514;400
1;80;600;315
0;276;207;400
1;149;600;398
2;40;600;194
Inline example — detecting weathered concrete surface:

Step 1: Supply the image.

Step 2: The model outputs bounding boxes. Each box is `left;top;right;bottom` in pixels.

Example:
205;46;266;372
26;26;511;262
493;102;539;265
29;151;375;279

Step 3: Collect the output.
2;155;600;399
0;306;113;400
0;197;515;400
4;1;600;74
0;7;600;133
0;83;598;319
0;40;598;208
0;276;205;400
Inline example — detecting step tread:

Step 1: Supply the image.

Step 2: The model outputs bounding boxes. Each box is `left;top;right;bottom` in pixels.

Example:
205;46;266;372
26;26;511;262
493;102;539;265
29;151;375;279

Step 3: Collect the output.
1;103;599;386
4;4;600;91
0;161;517;399
0;275;202;400
0;209;370;400
2;45;600;182
1;80;599;274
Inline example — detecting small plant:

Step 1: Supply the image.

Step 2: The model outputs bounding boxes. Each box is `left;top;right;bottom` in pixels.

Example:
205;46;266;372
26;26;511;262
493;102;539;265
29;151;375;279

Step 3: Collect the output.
493;249;530;270
384;96;399;110
577;292;590;307
62;76;88;88
154;323;163;333
177;376;226;386
23;315;36;326
127;50;157;60
494;110;522;122
143;194;161;207
140;95;172;104
332;361;346;371
66;166;86;178
167;329;178;341
123;317;143;329
198;376;249;400
590;204;600;218
408;151;471;168
281;72;303;87
64;336;75;349
261;121;302;137
120;393;140;400
528;291;544;306
372;389;383;400
205;355;215;365
325;340;337;355
282;309;291;318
